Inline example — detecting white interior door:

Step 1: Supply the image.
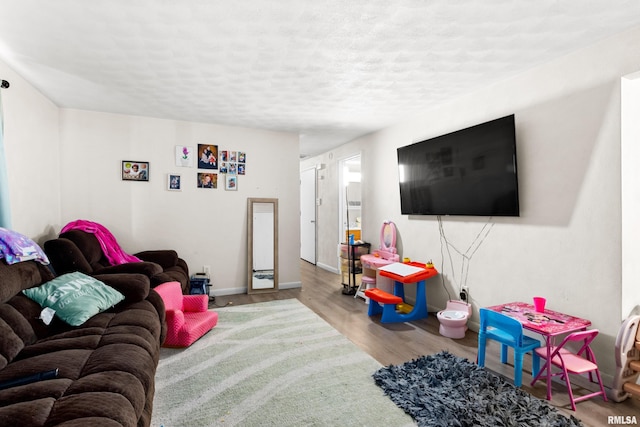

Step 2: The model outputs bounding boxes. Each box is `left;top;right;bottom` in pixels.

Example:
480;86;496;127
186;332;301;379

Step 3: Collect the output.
300;167;316;264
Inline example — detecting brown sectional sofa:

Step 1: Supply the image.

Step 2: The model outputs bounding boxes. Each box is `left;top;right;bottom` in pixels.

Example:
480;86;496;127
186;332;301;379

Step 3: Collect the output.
0;259;166;427
44;229;190;293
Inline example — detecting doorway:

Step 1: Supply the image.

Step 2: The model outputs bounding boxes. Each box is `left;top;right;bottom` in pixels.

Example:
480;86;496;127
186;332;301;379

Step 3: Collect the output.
338;154;362;250
300;167;317;264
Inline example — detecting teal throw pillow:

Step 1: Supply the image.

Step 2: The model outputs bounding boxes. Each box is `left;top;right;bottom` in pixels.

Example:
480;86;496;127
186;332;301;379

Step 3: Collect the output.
23;272;125;326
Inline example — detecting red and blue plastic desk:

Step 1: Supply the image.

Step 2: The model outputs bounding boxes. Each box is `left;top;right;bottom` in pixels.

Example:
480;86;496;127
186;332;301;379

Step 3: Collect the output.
364;262;438;323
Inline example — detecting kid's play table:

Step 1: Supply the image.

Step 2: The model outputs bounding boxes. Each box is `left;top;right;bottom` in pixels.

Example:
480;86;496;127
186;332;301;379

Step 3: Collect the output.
365;262;438;323
485;302;591;400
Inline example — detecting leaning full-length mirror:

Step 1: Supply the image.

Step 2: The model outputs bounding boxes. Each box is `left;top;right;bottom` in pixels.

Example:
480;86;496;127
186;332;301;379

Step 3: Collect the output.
247;198;278;294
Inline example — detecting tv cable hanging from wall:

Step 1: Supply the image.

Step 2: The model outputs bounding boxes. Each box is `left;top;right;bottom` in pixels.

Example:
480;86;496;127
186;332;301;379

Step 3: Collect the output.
437;216;495;301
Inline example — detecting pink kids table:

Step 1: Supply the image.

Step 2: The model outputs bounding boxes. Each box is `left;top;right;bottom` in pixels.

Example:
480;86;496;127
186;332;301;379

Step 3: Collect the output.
485;302;591;400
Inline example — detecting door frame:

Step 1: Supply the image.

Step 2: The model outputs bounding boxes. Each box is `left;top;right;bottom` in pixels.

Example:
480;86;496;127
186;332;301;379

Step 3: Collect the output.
338;153;362;269
300;166;317;264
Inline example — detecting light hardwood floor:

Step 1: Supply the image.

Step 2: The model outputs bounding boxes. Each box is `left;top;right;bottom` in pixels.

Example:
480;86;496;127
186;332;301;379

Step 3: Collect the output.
212;260;640;426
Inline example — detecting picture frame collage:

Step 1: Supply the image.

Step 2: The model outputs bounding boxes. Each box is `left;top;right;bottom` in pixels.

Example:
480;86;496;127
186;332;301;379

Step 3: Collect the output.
168;144;246;191
122;144;246;192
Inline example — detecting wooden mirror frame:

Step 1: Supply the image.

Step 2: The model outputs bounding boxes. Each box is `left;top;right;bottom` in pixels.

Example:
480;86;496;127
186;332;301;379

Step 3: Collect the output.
247;198;279;294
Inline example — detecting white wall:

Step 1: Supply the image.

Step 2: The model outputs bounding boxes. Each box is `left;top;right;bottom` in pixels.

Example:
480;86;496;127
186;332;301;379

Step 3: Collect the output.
57;109;301;294
303;26;640;380
0;59;60;241
2;60;301;294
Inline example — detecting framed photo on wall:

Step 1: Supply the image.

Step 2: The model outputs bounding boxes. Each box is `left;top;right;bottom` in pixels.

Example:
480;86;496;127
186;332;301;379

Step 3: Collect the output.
167;174;181;191
122;161;149;181
175;146;194;167
197;172;217;189
225;174;237;191
197;144;218;170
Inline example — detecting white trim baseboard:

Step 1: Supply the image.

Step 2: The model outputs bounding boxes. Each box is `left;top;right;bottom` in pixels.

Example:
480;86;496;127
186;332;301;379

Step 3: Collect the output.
210;281;301;297
317;262;339;274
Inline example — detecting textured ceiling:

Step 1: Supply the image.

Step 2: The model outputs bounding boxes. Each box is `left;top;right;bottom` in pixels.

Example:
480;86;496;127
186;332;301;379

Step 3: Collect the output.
1;1;639;158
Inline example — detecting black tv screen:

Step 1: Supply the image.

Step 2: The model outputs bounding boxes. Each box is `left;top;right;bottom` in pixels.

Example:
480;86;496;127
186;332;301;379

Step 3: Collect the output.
397;115;519;216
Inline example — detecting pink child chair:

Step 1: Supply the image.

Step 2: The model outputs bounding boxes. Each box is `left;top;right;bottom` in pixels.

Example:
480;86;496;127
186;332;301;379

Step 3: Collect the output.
154;281;218;347
531;329;607;410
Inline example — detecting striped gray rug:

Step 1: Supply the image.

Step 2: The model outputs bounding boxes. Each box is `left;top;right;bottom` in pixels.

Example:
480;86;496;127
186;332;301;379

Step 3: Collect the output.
151;298;415;426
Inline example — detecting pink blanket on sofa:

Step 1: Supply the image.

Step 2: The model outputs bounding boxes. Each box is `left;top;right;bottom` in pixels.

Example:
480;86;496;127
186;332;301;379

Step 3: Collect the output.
61;220;142;266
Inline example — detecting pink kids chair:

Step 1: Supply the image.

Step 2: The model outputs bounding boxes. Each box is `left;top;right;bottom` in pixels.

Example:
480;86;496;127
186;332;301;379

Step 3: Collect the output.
531;329;607;410
154;281;218;347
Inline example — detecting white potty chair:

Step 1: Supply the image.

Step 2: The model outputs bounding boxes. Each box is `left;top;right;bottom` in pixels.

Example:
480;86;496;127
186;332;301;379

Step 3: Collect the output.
437;300;472;339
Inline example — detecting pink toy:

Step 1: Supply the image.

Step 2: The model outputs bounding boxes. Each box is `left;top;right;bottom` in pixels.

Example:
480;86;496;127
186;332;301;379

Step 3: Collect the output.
611;313;640;402
358;221;401;300
531;330;607;410
154;281;218;347
365;262;438;323
375;220;400;262
437;300;472;339
360;220;400;269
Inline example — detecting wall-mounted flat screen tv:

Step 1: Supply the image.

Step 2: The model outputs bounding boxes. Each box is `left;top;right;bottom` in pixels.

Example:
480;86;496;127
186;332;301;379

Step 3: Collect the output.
397;115;519;216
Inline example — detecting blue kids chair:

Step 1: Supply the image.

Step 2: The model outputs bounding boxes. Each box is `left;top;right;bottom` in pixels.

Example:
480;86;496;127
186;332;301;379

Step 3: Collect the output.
477;308;541;386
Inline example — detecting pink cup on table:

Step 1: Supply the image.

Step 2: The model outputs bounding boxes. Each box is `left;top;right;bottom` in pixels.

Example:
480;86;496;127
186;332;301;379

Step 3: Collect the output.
533;297;546;312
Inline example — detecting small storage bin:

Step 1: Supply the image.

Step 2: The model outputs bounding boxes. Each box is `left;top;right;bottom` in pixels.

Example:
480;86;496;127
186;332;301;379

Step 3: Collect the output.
189;275;210;295
339;244;370;259
340;258;362;271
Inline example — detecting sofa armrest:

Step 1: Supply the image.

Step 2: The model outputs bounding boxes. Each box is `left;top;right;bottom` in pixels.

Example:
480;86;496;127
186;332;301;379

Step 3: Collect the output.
44;238;93;275
183;295;208;312
94;273;150;303
176;257;189;277
135;250;179;269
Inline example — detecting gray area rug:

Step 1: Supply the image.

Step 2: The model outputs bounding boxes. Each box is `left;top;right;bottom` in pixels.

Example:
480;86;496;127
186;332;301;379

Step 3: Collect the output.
151;299;415;426
373;351;583;427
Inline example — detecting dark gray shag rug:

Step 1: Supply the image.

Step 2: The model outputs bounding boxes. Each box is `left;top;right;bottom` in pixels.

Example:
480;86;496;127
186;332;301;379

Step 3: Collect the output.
373;351;583;427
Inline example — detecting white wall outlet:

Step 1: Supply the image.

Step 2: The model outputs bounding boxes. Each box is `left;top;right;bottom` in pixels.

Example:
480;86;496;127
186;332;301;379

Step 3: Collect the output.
203;265;210;277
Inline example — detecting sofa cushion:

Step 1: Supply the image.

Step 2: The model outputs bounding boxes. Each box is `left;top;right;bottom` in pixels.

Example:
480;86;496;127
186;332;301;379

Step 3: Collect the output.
22;272;124;326
60;230;108;268
0;303;37;348
0;260;55;304
92;273;149;303
0;318;24;369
